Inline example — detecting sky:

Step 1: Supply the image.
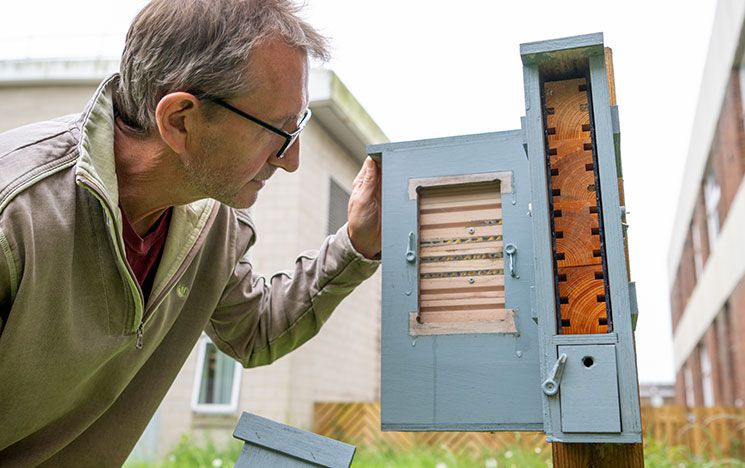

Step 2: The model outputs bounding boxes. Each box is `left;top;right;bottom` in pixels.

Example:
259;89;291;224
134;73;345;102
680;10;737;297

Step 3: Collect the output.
0;1;719;384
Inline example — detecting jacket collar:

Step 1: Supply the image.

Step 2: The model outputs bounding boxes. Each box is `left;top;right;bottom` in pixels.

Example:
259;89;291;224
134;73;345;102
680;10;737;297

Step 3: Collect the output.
74;74;217;307
74;74;121;211
73;73;216;229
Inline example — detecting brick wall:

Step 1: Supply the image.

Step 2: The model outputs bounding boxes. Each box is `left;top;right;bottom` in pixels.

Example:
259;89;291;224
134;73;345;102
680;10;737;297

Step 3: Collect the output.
693;189;710;266
704;326;723;404
670;70;745;408
674;369;686;405
730;278;745;405
690;347;705;407
711;72;745;222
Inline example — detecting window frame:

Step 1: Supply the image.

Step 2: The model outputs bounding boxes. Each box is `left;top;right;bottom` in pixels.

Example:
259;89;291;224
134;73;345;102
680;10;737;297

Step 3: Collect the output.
191;334;243;414
327;177;351;236
703;165;721;253
700;345;715;407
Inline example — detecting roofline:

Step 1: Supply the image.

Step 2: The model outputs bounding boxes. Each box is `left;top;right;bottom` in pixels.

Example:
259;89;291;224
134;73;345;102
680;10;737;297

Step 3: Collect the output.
0;58;388;163
308;68;388;164
666;0;745;289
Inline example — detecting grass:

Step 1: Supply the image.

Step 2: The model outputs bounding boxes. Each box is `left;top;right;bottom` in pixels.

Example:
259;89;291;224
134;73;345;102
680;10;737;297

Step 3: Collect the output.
125;435;745;468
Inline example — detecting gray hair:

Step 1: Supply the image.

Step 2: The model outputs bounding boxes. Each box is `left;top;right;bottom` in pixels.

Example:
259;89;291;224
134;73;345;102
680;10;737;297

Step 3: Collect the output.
114;0;329;136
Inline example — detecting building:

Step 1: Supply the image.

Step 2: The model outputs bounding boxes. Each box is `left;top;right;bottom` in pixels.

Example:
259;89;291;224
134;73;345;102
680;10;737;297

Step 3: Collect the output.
667;0;745;408
0;58;386;461
639;383;676;408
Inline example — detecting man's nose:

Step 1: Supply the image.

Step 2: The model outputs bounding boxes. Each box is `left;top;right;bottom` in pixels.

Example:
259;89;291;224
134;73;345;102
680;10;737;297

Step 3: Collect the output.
272;137;301;173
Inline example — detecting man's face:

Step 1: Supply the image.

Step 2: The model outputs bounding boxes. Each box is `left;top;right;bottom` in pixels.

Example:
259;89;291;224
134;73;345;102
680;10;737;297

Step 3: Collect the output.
183;39;309;208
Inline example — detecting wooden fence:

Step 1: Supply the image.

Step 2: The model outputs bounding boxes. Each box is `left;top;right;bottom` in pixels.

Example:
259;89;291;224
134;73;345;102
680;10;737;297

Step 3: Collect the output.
313;402;745;459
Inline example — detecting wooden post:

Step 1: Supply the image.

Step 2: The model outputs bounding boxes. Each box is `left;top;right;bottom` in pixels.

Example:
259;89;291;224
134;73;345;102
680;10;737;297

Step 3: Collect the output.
551;47;644;468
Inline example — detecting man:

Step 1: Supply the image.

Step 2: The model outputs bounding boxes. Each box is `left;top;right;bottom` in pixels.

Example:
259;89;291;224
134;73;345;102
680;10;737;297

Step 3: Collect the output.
0;0;381;464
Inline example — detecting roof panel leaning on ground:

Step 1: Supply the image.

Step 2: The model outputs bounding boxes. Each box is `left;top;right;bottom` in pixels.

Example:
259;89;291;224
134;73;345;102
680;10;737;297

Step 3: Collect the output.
0;73;380;465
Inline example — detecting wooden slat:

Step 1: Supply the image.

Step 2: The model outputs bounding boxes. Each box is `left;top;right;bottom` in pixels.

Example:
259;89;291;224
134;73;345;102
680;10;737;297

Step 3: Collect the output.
545;78;590;140
420;287;503;302
314;402;745;460
417;182;505;328
313;401;548;457
420;207;501;226
420;239;502;256
420;275;503;292
420;308;508;323
605;47;617;106
557;265;608;333
421;296;505;309
419;257;503;275
420;224;502;241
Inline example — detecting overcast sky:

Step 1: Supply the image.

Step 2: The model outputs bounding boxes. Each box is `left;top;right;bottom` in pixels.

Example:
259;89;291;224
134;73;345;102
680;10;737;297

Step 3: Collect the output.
0;1;719;384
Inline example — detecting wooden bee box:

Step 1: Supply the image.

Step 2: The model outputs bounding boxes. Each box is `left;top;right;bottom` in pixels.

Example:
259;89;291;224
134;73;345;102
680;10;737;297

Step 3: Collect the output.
373;32;640;445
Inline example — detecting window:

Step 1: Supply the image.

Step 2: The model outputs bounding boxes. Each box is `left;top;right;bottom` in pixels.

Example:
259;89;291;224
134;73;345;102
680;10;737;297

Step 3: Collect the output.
328;178;350;235
703;165;721;252
191;335;242;413
700;345;714;407
691;223;704;279
716;303;735;405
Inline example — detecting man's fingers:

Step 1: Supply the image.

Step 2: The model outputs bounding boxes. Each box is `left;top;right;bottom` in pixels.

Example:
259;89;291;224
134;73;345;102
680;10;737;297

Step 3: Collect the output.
360;158;378;191
352;160;367;190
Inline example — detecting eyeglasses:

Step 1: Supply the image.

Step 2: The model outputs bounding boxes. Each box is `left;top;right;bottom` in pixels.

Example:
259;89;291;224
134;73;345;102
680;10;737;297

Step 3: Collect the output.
191;91;311;159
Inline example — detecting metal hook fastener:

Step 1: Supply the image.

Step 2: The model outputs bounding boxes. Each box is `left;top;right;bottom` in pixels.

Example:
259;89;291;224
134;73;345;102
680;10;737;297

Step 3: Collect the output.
542;353;567;396
405;232;416;263
504;243;519;279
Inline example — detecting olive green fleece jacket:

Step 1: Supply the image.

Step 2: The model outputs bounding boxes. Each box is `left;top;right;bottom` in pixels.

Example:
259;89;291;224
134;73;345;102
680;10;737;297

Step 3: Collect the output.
0;75;380;466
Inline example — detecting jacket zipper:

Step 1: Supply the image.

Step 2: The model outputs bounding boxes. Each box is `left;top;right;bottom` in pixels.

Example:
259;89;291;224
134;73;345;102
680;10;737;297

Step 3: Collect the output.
79;175;211;350
138;203;217;332
77;176;145;344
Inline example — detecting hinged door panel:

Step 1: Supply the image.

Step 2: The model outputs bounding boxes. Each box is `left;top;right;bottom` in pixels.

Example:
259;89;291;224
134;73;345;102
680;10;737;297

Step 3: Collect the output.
558;345;621;433
373;131;541;431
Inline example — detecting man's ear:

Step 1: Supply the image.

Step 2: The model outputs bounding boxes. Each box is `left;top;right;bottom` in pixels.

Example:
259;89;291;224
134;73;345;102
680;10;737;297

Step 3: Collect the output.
154;92;201;154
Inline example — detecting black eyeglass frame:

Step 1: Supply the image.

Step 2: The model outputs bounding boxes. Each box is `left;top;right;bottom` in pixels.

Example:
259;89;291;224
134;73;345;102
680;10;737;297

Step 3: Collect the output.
190;91;311;159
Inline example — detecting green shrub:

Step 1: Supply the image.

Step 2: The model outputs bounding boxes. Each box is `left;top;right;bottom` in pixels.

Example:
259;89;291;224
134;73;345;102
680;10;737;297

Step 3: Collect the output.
127;436;745;467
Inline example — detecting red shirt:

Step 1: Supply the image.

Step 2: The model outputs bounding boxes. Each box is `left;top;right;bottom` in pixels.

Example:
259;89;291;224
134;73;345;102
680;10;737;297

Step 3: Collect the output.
121;207;172;301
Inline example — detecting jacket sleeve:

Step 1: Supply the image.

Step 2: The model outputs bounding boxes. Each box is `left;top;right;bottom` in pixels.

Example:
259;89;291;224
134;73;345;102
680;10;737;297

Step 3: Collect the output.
206;223;380;368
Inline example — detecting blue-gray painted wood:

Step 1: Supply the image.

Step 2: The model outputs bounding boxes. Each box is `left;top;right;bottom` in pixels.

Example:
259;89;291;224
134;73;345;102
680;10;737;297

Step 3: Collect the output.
558;345;621;433
522;34;642;443
588;53;642;436
235;445;322;468
552;333;618;346
520;33;604;65
629;281;638;331
522;58;556;440
375;130;542;432
233;412;355;468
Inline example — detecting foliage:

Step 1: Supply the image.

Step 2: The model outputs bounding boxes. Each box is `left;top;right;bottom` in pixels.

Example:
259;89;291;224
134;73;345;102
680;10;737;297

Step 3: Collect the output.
125;435;242;468
643;437;745;468
126;435;745;468
352;443;550;467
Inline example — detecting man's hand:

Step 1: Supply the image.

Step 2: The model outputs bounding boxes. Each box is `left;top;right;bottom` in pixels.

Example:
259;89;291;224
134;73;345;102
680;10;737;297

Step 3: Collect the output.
347;157;381;260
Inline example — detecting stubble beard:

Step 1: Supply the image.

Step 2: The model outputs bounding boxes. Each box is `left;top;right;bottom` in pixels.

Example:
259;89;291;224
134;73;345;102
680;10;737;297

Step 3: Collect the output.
182;132;247;207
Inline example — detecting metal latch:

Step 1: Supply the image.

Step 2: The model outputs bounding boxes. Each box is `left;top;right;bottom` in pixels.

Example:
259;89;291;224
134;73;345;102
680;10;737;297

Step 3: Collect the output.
542;353;567;396
405;232;416;263
504;243;519;279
